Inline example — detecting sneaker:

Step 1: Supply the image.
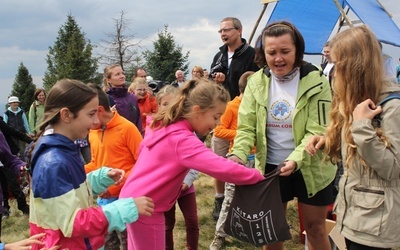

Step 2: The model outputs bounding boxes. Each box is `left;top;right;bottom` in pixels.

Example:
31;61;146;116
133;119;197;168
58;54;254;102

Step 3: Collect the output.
209;235;225;250
2;209;10;220
212;196;224;221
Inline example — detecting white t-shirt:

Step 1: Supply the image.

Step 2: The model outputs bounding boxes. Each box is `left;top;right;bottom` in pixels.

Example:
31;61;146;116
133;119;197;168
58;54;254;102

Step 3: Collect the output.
323;62;334;79
266;71;299;165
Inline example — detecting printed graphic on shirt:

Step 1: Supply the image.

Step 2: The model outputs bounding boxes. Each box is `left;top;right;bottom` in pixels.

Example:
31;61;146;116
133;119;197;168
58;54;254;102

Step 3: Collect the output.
267;98;293;129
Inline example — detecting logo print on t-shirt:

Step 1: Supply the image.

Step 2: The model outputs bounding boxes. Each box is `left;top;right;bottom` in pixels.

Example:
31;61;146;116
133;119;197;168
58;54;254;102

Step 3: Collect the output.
270;100;292;122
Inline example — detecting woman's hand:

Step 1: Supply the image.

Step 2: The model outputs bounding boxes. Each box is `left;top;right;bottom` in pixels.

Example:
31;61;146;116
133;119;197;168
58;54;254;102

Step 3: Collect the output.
107;169;125;185
305;135;326;156
279;161;296;177
353;99;382;121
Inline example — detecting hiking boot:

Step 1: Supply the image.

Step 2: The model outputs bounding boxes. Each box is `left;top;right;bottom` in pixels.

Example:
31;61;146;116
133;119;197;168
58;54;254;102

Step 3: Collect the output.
2;209;10;220
209;235;225;250
212;196;224;221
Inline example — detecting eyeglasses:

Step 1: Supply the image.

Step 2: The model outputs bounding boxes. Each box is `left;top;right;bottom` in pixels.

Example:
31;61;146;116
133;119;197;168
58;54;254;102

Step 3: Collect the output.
218;27;236;34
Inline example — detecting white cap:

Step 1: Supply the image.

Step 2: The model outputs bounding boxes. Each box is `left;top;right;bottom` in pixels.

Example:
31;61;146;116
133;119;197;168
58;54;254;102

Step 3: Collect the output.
8;96;20;103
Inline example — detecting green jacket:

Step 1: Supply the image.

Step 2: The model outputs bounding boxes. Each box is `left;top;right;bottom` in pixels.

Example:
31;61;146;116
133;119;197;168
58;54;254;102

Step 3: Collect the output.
28;100;45;134
231;64;336;197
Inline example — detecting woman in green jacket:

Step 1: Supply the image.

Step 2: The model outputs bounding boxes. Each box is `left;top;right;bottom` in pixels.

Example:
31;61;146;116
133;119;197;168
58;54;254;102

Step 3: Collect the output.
28;88;46;136
229;21;336;250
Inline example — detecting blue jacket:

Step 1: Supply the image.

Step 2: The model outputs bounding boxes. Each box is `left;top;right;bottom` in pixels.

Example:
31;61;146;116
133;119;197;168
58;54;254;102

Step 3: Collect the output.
30;133;140;250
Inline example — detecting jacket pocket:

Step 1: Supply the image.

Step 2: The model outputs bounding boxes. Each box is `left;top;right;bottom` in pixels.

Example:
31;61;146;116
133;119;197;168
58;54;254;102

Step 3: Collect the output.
344;186;385;236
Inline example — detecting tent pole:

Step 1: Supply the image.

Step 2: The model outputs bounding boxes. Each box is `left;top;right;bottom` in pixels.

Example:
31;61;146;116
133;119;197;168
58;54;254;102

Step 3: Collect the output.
248;3;269;45
333;0;353;28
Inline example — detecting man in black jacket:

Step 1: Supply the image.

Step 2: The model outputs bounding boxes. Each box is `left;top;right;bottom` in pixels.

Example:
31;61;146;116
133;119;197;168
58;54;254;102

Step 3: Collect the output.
209;18;259;249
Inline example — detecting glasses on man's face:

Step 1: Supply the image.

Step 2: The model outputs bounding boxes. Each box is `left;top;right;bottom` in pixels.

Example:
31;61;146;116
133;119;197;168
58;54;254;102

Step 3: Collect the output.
218;27;236;34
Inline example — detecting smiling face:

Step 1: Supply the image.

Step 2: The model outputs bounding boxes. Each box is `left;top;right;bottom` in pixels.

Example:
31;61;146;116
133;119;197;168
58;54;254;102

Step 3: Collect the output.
36;91;46;104
264;33;296;77
187;101;226;136
68;97;99;141
108;66;126;87
134;83;148;100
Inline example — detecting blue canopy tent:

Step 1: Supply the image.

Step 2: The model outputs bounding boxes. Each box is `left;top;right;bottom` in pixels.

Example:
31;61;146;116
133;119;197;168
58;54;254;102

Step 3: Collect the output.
254;0;400;54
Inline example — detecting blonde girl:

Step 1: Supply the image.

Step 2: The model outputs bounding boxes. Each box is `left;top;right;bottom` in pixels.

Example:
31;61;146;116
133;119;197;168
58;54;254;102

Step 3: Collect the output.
120;78;264;250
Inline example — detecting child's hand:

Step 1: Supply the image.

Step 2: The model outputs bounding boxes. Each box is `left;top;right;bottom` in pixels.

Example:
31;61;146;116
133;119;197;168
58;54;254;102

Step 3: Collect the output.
107;169;125;185
5;233;62;250
134;196;154;217
181;183;189;191
227;155;245;165
305;135;326;156
99;190;112;198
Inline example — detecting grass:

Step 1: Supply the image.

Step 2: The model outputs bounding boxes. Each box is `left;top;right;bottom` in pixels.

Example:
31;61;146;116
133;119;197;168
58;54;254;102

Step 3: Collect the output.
2;174;304;249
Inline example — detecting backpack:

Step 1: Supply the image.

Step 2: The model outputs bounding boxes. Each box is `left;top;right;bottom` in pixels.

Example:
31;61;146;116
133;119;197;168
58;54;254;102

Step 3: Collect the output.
372;93;400;128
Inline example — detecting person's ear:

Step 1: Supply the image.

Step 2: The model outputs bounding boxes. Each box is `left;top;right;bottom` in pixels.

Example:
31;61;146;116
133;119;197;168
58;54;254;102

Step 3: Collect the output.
59;108;72;123
97;106;105;115
192;105;201;114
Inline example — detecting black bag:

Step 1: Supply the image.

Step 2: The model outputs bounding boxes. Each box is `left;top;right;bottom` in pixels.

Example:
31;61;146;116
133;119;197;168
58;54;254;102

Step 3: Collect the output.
223;166;291;246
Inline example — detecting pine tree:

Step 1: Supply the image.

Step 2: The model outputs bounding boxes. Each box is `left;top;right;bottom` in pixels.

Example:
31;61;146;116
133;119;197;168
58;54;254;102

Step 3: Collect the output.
43;14;100;90
143;25;190;83
9;63;36;112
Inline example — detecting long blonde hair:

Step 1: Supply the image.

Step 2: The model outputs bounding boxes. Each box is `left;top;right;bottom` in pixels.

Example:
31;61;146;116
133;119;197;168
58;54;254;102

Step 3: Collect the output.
151;78;229;128
324;25;389;168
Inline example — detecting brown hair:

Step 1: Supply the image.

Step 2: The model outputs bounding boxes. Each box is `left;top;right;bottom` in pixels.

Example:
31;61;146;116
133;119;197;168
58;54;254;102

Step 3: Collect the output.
34;88;46;100
254;21;305;68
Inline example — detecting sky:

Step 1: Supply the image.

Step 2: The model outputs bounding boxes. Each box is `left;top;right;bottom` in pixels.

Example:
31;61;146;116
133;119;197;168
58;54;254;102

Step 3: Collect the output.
1;0;400;111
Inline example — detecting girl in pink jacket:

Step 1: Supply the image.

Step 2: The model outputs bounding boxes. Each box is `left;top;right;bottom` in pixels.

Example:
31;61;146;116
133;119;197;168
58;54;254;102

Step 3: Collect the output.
120;78;264;250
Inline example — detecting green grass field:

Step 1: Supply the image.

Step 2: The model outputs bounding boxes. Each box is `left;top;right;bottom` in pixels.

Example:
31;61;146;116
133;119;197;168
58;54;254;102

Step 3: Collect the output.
1;173;305;249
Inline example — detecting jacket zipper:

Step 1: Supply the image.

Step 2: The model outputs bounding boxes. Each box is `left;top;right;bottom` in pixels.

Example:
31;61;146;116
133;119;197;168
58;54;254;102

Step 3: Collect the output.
353;186;385;195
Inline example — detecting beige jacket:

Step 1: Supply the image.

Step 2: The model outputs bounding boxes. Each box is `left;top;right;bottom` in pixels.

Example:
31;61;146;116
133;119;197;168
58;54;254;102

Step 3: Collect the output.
334;83;400;248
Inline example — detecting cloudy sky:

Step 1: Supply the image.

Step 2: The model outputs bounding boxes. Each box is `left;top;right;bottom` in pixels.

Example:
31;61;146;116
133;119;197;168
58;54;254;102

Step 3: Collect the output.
1;0;400;108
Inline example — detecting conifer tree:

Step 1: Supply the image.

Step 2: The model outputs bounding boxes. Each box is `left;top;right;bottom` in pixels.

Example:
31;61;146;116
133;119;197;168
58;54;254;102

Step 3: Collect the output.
9;62;36;112
143;25;190;83
43;14;100;90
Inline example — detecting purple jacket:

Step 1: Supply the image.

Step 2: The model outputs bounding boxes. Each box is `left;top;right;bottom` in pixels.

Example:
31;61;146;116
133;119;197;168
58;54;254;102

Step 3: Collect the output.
106;86;142;133
0;131;25;213
120;119;264;213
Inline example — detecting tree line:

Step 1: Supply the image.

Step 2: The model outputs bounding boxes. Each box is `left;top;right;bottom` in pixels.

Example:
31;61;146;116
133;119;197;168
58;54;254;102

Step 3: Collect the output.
9;11;190;112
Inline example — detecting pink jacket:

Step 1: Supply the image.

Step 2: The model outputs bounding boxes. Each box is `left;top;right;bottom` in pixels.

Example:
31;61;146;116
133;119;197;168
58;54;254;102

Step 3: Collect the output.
120;119;264;213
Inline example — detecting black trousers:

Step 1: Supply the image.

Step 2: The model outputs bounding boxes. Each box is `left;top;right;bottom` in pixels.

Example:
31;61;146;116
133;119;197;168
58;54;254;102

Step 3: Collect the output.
0;167;29;213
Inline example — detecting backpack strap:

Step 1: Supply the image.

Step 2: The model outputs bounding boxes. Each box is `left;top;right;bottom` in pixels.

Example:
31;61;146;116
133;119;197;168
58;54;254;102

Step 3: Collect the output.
372;93;400;128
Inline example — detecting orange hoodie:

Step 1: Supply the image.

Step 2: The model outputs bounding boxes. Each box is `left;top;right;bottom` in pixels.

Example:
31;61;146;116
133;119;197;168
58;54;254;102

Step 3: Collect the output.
85;111;142;197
